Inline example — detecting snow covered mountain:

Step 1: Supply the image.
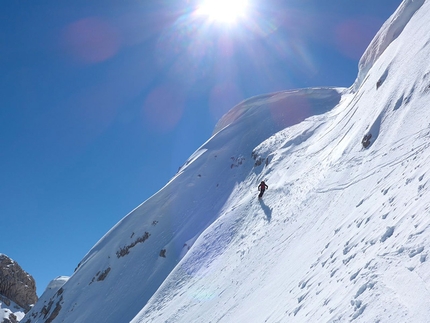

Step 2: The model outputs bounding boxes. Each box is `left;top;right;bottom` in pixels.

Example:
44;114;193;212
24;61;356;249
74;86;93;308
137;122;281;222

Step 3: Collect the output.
23;0;430;322
0;254;37;323
1;297;25;323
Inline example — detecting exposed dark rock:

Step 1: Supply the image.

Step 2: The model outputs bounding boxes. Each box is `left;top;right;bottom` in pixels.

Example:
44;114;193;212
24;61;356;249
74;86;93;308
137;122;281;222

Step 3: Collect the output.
0;254;38;312
159;249;166;258
97;268;111;282
116;232;151;258
45;296;63;323
3;312;18;323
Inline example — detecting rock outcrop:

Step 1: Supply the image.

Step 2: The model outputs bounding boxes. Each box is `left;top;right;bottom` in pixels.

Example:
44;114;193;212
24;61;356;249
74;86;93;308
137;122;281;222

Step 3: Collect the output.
0;254;37;312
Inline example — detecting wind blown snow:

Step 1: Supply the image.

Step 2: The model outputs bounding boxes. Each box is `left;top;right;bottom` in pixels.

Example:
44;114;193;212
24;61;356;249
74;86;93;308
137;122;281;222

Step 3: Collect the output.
23;1;430;322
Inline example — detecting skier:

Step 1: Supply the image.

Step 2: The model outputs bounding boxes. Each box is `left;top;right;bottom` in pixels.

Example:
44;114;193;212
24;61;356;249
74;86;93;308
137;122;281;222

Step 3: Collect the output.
362;133;372;148
258;181;268;199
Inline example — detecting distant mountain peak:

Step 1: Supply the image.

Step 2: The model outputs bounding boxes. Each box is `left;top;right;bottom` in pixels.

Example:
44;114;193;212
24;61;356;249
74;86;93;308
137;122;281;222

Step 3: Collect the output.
0;254;37;322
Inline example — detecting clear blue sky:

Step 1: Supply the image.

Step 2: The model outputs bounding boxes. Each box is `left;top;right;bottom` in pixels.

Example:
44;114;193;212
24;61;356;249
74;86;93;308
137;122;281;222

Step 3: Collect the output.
1;0;401;295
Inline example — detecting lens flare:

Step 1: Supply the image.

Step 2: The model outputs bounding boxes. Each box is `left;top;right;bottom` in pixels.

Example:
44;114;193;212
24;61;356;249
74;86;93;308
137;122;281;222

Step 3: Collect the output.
62;17;120;64
196;0;249;25
142;84;185;133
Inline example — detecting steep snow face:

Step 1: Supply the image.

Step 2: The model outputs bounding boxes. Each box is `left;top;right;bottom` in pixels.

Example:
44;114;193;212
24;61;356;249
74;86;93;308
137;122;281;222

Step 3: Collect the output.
24;1;430;322
130;1;430;322
354;0;425;90
22;87;342;323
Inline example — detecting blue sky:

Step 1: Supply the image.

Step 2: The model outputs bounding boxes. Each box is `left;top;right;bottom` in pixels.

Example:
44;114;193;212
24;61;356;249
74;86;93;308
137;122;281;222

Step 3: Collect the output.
1;0;401;295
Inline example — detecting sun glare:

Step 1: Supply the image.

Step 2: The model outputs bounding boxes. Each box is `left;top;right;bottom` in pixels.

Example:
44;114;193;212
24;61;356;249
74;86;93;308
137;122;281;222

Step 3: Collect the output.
197;0;249;25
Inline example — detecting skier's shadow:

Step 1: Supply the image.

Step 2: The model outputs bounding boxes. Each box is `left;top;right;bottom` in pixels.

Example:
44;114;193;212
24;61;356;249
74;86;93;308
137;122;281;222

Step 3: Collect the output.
259;199;272;222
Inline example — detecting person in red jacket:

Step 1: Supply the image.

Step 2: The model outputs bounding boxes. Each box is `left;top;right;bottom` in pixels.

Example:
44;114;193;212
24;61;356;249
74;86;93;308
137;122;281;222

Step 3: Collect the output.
258;181;268;199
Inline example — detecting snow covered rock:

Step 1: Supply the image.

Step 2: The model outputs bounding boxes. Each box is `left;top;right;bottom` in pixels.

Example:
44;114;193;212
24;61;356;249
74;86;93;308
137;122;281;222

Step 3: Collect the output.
0;255;37;312
43;277;68;294
0;254;37;323
19;277;68;323
0;296;26;323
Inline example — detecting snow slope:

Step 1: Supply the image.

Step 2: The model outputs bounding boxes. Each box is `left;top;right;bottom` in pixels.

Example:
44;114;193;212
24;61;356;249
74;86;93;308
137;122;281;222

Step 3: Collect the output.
1;297;25;323
354;0;425;89
23;0;430;322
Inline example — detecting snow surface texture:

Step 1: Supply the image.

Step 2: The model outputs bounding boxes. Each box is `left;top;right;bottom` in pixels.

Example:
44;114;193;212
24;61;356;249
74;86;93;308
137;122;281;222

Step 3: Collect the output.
354;0;425;90
0;297;25;323
23;0;430;322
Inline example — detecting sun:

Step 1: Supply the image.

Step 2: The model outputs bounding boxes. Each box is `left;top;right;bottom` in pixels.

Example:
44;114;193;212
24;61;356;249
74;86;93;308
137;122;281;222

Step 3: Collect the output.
196;0;249;25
